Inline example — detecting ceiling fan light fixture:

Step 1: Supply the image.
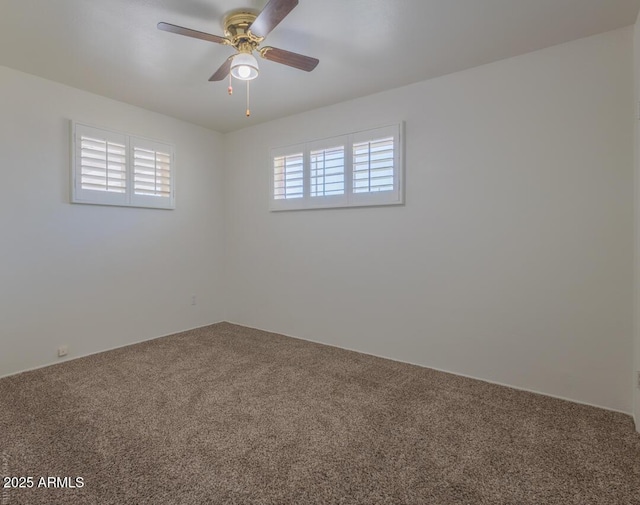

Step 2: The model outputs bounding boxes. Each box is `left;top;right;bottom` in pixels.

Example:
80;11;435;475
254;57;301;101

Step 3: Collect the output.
158;0;319;118
231;53;259;80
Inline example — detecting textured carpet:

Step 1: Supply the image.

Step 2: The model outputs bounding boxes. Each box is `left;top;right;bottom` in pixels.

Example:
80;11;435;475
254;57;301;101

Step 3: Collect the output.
0;323;639;504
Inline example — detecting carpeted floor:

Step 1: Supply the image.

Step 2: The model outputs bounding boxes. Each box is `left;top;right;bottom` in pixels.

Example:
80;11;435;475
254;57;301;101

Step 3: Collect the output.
0;323;639;504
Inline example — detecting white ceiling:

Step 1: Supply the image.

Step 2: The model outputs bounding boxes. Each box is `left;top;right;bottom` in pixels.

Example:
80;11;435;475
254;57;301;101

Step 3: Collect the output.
1;0;639;133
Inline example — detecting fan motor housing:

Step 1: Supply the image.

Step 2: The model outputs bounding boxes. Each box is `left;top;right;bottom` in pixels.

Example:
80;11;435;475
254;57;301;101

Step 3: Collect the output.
223;10;262;50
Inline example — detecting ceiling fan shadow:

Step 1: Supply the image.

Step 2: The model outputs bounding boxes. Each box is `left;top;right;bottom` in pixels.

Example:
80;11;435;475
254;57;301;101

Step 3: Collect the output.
269;26;341;61
159;1;224;25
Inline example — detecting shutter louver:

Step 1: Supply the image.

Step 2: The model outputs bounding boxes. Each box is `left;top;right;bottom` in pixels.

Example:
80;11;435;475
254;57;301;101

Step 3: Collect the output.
310;146;345;197
274;152;304;199
353;137;394;193
80;136;126;193
133;147;172;198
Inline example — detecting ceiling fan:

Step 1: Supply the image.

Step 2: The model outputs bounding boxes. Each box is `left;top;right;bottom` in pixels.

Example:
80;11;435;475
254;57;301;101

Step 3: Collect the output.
158;0;319;116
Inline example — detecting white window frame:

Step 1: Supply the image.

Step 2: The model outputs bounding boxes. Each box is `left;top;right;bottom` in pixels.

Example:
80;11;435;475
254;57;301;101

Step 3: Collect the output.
269;123;403;211
71;122;176;210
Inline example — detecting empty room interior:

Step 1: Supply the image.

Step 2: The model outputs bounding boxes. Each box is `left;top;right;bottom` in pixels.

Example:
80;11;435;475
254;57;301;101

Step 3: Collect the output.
2;0;640;503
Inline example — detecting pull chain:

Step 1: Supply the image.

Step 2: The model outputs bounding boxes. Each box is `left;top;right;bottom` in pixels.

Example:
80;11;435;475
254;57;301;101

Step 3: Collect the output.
228;73;233;95
246;80;251;117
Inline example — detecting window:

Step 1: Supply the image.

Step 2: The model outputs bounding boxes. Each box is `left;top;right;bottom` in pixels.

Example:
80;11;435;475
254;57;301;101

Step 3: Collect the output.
71;123;175;209
273;151;304;200
310;145;345;197
353;137;394;194
269;124;403;211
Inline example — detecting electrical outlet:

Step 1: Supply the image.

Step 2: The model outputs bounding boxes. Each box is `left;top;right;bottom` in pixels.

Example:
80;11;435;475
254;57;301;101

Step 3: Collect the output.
637;371;640;389
191;295;197;306
57;345;68;358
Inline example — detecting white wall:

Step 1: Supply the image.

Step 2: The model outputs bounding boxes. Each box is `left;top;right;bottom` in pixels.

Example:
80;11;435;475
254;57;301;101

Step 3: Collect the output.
224;28;634;413
0;66;227;377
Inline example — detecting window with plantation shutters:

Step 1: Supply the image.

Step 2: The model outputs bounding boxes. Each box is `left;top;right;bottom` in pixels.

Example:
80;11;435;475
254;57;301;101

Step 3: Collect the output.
79;136;127;194
71;122;175;209
353;137;394;194
269;123;402;211
134;148;171;196
310;144;345;197
130;138;174;209
273;151;304;200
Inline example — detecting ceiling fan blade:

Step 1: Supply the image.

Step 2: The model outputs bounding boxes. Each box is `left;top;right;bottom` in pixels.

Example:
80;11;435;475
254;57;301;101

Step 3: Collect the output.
249;0;298;39
259;47;319;72
157;22;229;45
209;57;234;81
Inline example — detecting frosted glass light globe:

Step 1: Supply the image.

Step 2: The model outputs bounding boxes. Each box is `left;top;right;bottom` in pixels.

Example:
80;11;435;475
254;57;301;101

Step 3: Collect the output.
231;53;259;81
237;65;251;79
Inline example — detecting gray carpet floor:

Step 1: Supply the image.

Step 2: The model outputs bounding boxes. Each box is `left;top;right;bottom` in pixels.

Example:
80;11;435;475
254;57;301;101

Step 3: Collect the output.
0;322;639;504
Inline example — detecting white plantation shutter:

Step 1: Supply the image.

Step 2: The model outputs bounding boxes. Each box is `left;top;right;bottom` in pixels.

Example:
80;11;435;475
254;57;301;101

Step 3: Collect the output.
71;123;175;209
80;136;127;193
133;148;171;196
130;137;174;209
353;137;394;193
349;124;402;207
73;124;128;206
310;145;345;197
273;150;304;200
